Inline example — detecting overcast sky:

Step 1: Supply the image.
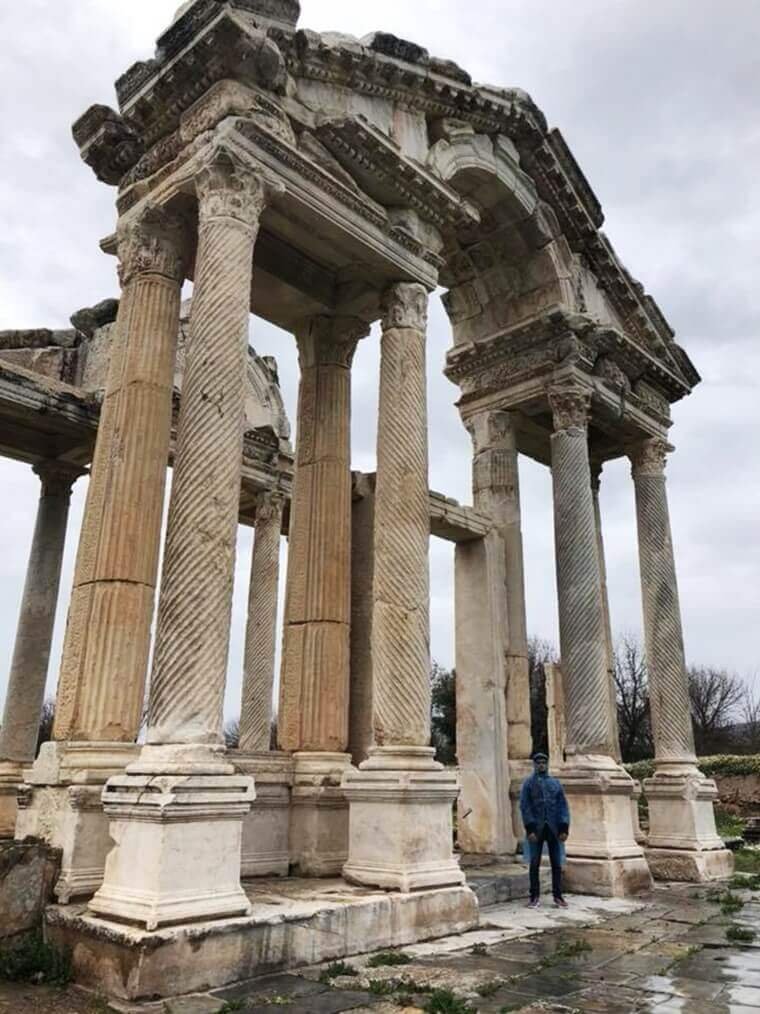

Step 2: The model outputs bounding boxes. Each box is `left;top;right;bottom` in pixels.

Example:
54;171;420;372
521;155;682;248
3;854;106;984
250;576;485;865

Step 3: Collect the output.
0;0;758;726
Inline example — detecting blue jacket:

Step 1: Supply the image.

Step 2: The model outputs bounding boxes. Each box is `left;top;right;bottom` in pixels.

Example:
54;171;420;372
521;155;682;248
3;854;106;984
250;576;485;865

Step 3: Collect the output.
519;772;570;839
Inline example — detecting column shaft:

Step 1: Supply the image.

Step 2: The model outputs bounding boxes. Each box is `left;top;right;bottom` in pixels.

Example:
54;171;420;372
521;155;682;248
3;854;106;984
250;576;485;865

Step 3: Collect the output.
53;207;186;743
372;283;431;747
0;464;80;765
278;316;367;752
239;492;283;753
147;155;265;745
591;465;621;762
548;385;617;758
631;438;696;765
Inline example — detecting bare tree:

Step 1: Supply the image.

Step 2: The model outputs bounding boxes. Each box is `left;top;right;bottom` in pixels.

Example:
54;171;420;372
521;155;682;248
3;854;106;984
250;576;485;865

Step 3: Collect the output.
739;676;760;754
224;717;240;749
688;666;747;754
613;635;653;762
36;698;56;755
528;636;558;757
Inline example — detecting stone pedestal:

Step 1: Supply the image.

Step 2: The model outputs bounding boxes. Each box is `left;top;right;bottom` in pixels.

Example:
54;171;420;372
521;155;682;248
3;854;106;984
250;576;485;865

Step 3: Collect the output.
290;752;352;876
14;741;138;902
343;747;465;892
90;748;254;929
631;438;733;880
560;756;653;897
547;384;649;895
233;751;292;878
631;779;646;845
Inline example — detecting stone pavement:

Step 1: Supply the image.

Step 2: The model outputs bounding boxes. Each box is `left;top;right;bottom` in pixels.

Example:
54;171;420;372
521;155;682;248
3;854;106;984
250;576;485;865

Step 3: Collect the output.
2;880;760;1013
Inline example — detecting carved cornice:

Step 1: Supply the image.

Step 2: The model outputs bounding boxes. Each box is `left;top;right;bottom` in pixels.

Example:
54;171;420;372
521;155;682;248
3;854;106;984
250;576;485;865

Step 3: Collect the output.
629;437;670;478
71;104;144;186
117;204;189;285
547;382;592;432
381;282;428;332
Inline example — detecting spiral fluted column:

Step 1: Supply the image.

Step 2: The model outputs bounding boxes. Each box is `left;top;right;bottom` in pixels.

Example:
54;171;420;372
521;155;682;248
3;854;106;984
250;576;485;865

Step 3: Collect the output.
591;462;621;762
371;283;432;747
278;316;367;753
630;439;696;766
146;154;267;747
548;384;617;758
53;206;187;743
239;491;284;753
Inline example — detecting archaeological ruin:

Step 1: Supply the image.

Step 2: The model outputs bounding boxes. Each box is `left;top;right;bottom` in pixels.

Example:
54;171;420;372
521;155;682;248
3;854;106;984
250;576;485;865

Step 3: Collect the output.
0;0;734;1001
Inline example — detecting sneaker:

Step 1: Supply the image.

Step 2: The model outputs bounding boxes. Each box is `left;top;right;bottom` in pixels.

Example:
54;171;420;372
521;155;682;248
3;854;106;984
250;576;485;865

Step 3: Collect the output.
527;897;540;909
554;896;568;909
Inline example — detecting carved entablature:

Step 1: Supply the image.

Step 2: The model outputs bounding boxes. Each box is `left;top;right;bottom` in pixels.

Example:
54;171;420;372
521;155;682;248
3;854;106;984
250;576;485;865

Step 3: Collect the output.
72;105;144;185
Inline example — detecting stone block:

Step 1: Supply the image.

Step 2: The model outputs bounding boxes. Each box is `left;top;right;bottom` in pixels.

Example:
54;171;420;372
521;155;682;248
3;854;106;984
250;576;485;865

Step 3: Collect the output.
233;752;292;878
645;847;734;883
289;752;351;876
0;839;61;941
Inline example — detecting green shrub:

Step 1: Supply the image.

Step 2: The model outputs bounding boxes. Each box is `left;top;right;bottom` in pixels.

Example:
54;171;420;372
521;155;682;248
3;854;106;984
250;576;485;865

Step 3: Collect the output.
367;950;412;967
368;979;398;995
734;849;760;875
318;961;357;982
423;989;475;1014
0;933;72;986
726;925;756;944
626;755;760;781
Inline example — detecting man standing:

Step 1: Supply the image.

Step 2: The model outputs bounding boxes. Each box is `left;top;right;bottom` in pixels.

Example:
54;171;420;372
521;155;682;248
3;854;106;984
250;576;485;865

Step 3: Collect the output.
520;751;570;908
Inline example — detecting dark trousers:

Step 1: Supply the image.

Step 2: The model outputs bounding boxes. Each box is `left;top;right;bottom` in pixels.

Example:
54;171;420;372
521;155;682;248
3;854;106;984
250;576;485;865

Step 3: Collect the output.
529;825;563;900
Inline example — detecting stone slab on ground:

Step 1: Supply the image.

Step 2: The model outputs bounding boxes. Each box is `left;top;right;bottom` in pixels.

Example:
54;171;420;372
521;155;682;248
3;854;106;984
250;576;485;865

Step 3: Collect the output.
0;838;61;940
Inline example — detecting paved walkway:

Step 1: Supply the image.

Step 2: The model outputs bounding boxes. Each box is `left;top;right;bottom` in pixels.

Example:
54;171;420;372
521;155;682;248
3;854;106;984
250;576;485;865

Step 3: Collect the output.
1;880;759;1013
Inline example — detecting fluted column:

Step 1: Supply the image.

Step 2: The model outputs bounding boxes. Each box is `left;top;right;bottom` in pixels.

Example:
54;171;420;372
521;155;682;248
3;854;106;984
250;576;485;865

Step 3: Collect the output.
146;154;267;748
342;281;464;891
630;437;730;879
239;491;284;753
53;205;187;743
372;283;432;747
630;438;695;766
590;462;621;762
279;316;368;753
467;409;531;759
0;463;82;835
549;384;617;758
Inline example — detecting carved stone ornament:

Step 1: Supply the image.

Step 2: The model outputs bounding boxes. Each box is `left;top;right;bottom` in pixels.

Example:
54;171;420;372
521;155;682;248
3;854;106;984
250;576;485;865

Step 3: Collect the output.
381;283;428;332
295;315;370;369
630;437;669;478
547;383;592;432
33;460;86;498
254;489;285;524
464;408;514;454
195;149;271;228
116;204;188;286
71;104;144;186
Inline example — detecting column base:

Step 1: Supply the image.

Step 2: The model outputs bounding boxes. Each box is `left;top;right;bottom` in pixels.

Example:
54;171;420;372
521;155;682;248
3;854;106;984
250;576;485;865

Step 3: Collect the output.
89;746;254;931
643;766;727;851
645;847;734;883
0;761;23;837
14;741;138;902
342;746;465;892
289;752;352;876
231;750;293;878
561;754;652;897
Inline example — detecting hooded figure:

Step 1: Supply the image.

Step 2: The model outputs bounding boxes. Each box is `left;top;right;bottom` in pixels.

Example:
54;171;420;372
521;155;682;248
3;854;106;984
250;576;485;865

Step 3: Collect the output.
519;752;570;908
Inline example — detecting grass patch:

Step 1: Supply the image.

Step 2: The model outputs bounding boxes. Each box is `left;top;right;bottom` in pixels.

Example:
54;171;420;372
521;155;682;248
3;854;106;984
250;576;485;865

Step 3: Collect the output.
715;807;746;839
476;979;503;996
423;989;475;1014
470;942;488;955
539;937;592;968
735;849;760;875
367;950;413;967
729;872;760;891
318;960;358;982
0;933;72;986
726;925;756;944
719;891;745;915
626;755;760;781
217;1002;247;1013
368;978;398;995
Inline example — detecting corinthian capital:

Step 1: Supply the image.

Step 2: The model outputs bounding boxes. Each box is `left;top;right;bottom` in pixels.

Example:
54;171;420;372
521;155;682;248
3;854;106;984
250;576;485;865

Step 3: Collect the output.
254;489;285;525
547;382;592;432
381;282;428;332
464;408;516;455
33;460;86;497
117;204;188;286
630;437;670;478
295;315;370;370
195;149;274;228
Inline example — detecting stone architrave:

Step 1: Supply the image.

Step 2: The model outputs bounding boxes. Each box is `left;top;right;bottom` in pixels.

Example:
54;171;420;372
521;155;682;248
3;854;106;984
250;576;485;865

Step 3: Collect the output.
279;314;368;875
464;407;530;848
630;437;732;881
590;463;622;763
342;283;466;893
15;204;188;900
232;489;291;878
0;462;82;836
547;382;651;897
89;150;271;930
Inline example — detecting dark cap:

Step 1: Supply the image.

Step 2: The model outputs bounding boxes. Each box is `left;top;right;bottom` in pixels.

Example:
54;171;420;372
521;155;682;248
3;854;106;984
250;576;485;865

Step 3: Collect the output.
532;752;549;762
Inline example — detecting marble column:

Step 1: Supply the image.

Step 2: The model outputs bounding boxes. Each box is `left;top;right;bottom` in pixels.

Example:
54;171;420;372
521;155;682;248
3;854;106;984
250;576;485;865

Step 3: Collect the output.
279;314;367;875
455;409;517;855
90;150;268;929
0;462;82;836
547;382;650;896
342;283;465;892
14;204;188;902
630;437;732;881
235;490;291;879
590;462;622;763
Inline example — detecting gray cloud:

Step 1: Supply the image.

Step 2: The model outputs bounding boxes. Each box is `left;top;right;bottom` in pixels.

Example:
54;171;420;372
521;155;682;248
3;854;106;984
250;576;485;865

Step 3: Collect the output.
0;0;757;726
